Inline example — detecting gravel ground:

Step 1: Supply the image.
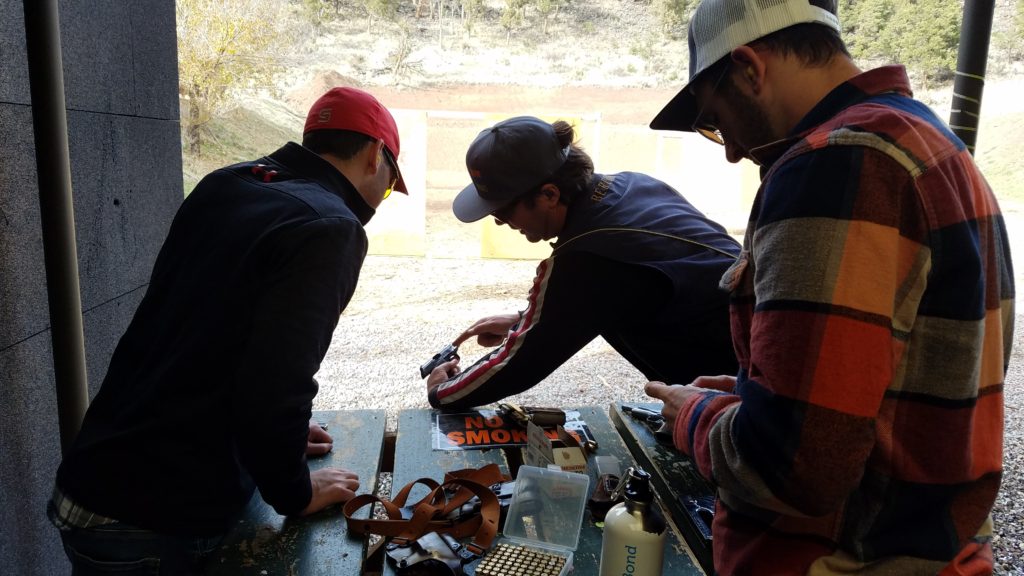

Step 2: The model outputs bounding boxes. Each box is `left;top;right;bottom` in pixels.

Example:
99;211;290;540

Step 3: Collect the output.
314;254;1024;574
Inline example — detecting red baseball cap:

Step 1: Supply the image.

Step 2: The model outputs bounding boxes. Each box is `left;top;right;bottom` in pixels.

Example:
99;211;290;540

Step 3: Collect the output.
303;87;407;194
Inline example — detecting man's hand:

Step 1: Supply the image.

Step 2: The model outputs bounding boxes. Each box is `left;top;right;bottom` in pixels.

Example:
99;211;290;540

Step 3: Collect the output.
646;376;736;449
691;374;736;393
300;467;359;516
426;358;461;394
453;313;521;347
644;381;709;427
307;419;333;457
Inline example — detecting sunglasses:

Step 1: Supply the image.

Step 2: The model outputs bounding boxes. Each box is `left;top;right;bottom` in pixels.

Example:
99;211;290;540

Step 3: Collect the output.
691;63;730;146
492;197;521;225
381;145;399;199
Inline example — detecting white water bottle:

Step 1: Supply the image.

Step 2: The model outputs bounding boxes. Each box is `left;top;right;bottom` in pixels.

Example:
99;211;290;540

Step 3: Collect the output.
599;467;667;576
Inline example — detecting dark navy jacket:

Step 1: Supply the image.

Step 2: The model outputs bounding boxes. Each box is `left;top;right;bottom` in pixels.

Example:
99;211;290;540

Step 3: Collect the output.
430;172;740;409
56;142;372;536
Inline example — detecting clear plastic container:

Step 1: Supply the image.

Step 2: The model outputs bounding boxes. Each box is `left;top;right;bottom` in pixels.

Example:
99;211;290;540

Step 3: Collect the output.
479;465;590;576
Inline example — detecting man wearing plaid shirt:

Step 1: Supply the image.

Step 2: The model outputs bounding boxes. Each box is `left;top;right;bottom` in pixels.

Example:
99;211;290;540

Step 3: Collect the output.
646;0;1013;574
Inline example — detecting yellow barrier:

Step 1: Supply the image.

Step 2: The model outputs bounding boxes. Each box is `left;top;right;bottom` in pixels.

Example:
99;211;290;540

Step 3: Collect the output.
364;109;756;259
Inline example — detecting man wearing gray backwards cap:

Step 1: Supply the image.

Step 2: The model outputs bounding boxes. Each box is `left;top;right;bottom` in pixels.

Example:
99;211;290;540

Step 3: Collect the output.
49;87;406;573
425;115;740;411
644;1;1012;574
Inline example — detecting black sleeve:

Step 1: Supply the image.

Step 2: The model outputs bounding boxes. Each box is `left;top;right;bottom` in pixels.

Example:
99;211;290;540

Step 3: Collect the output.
428;250;671;410
231;217;367;516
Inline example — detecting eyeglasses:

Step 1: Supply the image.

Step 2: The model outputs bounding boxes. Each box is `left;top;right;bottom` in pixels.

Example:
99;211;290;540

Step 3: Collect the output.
492;197;521;225
691;63;730;146
381;145;399;200
491;185;545;224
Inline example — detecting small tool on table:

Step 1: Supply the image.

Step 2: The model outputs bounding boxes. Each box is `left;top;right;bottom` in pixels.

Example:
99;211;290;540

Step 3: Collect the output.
497;403;567;429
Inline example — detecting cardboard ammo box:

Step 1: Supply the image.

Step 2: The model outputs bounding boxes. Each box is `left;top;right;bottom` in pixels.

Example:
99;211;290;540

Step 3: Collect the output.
524;421;588;474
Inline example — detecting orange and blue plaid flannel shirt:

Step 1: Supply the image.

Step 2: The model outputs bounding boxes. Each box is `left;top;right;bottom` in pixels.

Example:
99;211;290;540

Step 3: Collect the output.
673;65;1013;576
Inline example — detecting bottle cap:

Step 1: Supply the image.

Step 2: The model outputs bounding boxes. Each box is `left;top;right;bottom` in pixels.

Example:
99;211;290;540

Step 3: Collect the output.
613;467;654;504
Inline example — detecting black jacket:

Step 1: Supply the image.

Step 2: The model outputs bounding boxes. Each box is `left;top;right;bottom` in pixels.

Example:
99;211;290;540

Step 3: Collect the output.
56;143;372;536
430;172;740;409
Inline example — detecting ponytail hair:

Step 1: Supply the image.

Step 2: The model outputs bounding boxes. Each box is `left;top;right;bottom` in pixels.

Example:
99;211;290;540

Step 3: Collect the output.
547;120;595;205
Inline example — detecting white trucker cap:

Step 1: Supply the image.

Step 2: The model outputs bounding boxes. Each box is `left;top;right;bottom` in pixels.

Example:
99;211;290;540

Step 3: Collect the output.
650;0;840;131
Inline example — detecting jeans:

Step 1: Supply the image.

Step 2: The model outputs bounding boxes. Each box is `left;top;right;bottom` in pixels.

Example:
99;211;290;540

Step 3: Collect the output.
58;522;224;576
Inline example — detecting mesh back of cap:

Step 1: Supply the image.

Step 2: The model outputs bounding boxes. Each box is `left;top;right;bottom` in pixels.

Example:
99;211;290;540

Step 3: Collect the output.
687;0;841;83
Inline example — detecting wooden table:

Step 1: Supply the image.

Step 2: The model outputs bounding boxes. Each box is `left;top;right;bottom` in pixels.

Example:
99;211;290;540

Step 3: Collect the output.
206;409;386;575
610;402;717;575
386;406;707;575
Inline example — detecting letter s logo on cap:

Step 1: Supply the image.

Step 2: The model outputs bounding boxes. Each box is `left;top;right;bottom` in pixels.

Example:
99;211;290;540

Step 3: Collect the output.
317;108;332;124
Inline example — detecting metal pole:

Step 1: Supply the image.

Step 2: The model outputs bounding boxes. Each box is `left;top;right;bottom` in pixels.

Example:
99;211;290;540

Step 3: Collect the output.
949;0;996;156
23;0;89;453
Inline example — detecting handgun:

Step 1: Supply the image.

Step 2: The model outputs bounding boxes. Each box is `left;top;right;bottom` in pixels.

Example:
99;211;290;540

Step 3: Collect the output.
419;343;459;378
622;404;674;443
622;405;663;421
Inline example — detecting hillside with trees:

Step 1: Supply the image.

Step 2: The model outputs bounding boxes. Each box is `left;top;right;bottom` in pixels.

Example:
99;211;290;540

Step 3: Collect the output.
176;0;1024;200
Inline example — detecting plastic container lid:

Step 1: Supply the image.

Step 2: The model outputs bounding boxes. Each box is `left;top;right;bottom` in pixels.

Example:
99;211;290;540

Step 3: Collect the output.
503;465;591;553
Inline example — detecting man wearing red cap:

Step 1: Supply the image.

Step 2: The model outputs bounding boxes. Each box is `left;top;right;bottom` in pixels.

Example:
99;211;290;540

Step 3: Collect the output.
48;87;406;573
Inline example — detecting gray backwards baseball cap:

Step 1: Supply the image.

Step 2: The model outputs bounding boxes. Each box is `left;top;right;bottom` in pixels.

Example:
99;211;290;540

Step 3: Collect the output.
650;0;840;132
452;116;569;223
